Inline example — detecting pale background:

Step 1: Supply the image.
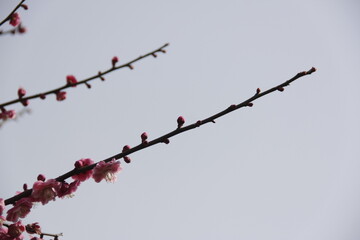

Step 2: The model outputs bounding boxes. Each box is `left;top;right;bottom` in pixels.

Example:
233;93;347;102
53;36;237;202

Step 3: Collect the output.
1;0;359;239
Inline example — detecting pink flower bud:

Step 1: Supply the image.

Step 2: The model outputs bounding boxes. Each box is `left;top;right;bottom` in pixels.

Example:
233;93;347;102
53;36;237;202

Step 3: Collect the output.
56;91;67;101
18;88;26;98
40;94;46;99
10;13;20;27
122;145;131;152
124;156;131;164
112;56;119;67
163;138;170;144
256;88;261;94
66;75;77;87
277;87;284;92
18;25;27;33
177;116;185;128
37;174;46;181
141;132;148;143
247;102;253;107
21;99;29;106
128;65;134;70
21;4;28;10
23;183;28;191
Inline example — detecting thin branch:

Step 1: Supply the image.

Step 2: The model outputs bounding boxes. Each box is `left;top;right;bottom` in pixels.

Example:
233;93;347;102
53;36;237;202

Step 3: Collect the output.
0;43;169;109
0;0;26;27
4;67;316;205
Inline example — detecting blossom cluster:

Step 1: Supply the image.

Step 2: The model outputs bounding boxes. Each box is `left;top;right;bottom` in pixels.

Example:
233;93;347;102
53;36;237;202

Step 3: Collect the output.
0;158;121;240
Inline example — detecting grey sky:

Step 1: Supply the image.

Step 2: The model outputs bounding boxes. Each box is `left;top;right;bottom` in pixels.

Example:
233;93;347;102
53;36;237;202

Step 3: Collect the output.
1;0;359;239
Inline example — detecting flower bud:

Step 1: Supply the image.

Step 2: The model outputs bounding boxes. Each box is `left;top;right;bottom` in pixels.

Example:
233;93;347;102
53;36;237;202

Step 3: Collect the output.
112;56;119;67
177;116;185;128
124;156;131;164
21;99;29;106
141;132;148;143
122;145;131;153
37;174;46;181
277;87;284;92
18;88;26;98
40;94;46;100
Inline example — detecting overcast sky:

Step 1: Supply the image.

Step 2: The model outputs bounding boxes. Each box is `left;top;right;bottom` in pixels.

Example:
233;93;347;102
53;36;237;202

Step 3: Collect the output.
1;0;360;239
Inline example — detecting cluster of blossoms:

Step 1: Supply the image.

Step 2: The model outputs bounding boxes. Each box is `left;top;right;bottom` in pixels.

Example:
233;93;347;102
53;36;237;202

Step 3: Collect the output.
0;110;16;120
0;158;122;240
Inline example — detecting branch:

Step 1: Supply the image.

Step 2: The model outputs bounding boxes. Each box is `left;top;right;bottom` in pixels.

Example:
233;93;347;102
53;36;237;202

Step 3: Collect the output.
0;43;169;109
0;0;26;27
4;67;316;205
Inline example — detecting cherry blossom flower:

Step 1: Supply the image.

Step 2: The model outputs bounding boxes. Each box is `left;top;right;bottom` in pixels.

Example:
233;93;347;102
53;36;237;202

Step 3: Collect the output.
72;158;94;182
56;180;80;198
6;198;33;222
7;221;25;240
0;110;16;120
0;198;4;216
92;159;121;183
31;179;61;205
25;222;41;235
66;75;77;87
56;91;67;101
10;13;20;27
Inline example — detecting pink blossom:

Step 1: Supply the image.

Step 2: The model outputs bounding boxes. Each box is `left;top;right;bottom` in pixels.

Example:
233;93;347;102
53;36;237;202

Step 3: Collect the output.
0;198;4;216
56;91;67;101
66;75;77;87
72;158;94;182
56;180;80;198
31;179;61;205
25;222;41;235
92;159;121;183
10;13;20;27
7;110;16;119
7;221;25;239
6;198;32;222
0;110;16;120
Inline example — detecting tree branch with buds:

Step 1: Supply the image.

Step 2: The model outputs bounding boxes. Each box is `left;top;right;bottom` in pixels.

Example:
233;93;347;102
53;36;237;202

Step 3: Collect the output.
0;0;27;27
4;67;316;206
0;43;169;117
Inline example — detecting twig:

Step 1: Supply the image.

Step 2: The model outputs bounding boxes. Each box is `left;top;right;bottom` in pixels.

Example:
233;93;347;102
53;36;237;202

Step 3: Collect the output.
4;67;316;205
0;0;26;27
0;43;169;109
